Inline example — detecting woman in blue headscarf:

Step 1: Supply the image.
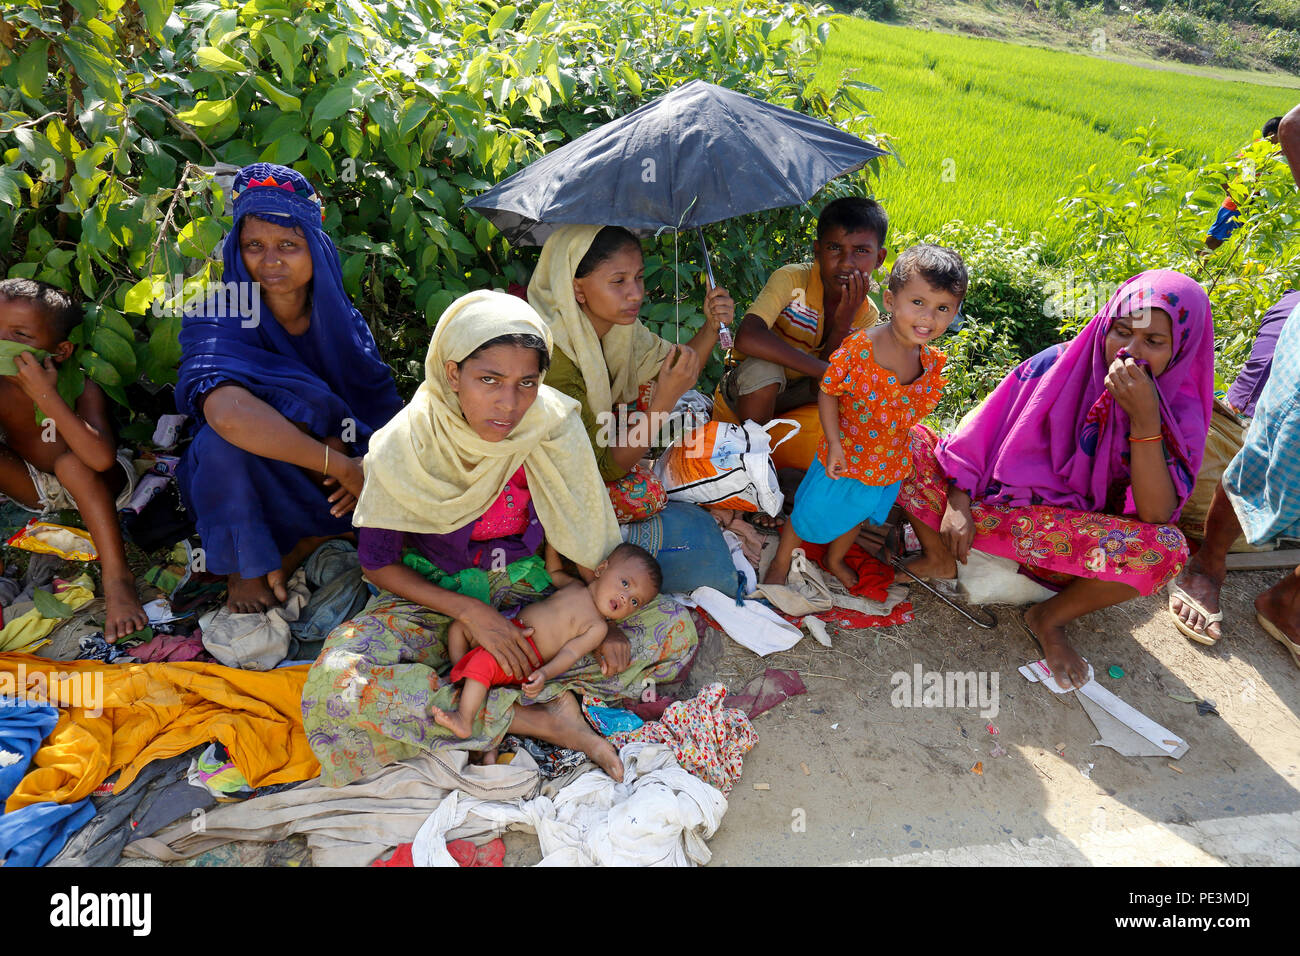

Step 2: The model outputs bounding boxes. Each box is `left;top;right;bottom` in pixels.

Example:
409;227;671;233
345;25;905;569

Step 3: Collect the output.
177;164;403;612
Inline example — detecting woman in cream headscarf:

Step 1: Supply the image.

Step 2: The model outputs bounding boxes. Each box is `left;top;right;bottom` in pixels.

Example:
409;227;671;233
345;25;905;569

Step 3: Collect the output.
529;224;735;522
302;291;700;784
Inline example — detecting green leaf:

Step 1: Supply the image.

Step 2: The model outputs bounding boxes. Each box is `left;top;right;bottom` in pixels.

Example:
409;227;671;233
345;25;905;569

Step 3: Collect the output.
488;4;517;36
177;216;225;257
0;166;32;208
253;76;301;112
91;327;138;380
33;589;75;620
174;98;237;128
397;98;433;139
312;82;356;124
424;289;455;325
259;133;308;165
137;0;174;37
326;34;349;76
525;1;555;33
17;39;50;98
60;40;122;105
124;276;166;315
0;340;49;375
196;46;247;73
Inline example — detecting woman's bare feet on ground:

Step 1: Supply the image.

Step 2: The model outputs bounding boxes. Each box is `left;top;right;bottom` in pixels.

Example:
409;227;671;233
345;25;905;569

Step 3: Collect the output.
430;705;473;739
103;574;147;641
902;549;957;581
524;691;624;781
226;572;278;613
1023;603;1090;689
1169;558;1225;642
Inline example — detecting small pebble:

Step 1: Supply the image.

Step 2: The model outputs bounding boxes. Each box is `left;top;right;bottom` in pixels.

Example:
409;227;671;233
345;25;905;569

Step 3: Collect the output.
753;783;771;791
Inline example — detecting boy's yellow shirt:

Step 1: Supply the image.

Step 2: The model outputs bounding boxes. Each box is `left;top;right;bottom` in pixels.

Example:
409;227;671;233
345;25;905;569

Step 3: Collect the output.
730;262;879;376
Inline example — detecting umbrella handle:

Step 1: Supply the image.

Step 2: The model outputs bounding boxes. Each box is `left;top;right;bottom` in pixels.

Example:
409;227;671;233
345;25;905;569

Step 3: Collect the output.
696;227;732;349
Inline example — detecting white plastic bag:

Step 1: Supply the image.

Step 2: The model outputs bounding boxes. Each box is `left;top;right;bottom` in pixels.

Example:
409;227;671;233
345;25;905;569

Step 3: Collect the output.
653;419;799;516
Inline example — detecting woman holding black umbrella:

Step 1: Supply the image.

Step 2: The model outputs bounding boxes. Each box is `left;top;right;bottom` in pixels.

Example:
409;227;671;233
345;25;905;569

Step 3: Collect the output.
528;224;735;522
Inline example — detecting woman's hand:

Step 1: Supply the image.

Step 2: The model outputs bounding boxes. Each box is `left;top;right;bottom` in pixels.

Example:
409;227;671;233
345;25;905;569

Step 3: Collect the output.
1105;356;1161;435
593;626;631;677
704;285;735;332
459;602;541;681
654;344;700;409
324;453;365;517
939;490;976;565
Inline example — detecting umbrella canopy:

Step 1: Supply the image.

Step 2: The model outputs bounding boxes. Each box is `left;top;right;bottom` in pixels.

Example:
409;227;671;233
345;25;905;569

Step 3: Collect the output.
466;79;886;246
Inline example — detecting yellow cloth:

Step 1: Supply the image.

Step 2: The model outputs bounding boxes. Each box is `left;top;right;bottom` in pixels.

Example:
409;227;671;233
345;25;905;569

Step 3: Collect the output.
352;289;620;569
729;262;880;370
0;654;318;812
527;224;673;416
0;575;96;653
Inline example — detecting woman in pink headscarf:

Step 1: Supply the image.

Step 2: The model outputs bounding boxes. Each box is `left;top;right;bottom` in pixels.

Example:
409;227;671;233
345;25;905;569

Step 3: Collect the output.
900;270;1214;688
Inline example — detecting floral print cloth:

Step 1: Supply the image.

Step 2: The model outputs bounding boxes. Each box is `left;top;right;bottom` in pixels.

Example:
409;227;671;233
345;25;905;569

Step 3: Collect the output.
609;683;757;796
899;424;1187;596
817;330;946;484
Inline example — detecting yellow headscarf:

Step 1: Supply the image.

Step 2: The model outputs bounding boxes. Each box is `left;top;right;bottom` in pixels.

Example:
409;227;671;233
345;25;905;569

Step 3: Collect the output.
527;224;674;416
353;290;621;569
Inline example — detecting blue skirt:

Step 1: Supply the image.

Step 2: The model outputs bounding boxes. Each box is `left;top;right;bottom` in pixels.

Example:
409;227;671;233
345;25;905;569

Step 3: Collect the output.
790;456;902;544
178;425;355;578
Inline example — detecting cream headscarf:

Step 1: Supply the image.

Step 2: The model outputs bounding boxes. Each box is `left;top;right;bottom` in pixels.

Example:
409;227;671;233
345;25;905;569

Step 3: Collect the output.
527;224;674;416
353;290;621;569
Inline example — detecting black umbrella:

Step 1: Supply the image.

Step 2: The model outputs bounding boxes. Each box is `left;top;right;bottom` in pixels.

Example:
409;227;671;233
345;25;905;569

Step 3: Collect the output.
466;79;886;248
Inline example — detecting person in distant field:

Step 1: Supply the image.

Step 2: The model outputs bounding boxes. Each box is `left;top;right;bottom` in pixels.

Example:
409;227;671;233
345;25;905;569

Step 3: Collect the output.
1204;115;1283;250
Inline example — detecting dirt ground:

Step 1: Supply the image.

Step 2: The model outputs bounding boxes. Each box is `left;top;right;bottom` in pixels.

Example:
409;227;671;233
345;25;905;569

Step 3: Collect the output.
696;567;1300;865
114;565;1298;868
493;567;1300;866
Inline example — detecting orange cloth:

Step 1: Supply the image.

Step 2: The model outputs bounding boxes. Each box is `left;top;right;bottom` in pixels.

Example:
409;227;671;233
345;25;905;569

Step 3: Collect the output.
816;330;946;484
0;654;319;812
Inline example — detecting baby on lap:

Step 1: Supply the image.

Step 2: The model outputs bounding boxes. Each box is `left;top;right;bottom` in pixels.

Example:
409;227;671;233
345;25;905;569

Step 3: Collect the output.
432;542;662;739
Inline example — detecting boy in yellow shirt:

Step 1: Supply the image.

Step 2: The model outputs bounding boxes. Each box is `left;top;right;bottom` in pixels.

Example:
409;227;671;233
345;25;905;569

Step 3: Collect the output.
722;197;888;426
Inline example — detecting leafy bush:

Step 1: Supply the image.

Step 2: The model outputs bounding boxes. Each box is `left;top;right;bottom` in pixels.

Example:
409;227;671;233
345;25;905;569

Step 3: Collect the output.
0;0;884;413
888;220;1059;427
1054;125;1300;383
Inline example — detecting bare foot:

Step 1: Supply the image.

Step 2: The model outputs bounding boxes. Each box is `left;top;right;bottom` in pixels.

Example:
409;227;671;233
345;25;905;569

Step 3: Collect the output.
226;572;277;613
762;558;790;586
1024;604;1090;690
265;568;290;605
510;691;624;782
1170;559;1225;642
826;557;858;591
103;574;147;642
431;705;474;739
903;549;957;581
748;512;784;533
1255;576;1300;665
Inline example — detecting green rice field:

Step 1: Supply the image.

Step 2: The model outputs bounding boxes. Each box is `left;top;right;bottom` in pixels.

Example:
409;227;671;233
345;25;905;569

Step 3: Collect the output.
817;18;1299;253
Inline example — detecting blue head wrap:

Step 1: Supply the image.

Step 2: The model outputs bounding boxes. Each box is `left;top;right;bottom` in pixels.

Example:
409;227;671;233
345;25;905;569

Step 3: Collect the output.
176;163;402;449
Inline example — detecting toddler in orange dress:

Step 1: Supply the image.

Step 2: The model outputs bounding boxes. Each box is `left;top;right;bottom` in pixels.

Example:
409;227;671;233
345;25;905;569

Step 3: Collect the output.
764;244;968;589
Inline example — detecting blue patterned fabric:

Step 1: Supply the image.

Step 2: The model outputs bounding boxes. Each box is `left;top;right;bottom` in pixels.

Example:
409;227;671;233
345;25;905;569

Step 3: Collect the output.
1223;300;1300;545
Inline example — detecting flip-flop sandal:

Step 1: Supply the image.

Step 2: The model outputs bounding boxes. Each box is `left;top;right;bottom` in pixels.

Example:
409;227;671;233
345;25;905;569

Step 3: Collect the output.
1167;581;1222;646
1256;613;1300;667
745;512;784;537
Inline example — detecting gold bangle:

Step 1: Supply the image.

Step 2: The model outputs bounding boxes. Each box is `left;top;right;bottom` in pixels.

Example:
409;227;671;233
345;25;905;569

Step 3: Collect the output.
1129;433;1163;443
323;445;330;476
